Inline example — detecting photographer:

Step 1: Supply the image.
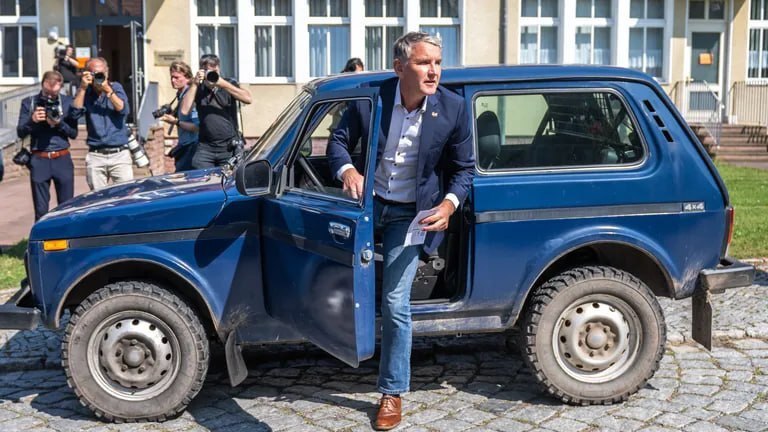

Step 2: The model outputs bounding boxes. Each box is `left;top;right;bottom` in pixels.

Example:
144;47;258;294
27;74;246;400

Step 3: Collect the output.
54;45;79;96
16;71;78;221
72;57;132;191
180;53;251;169
159;61;198;172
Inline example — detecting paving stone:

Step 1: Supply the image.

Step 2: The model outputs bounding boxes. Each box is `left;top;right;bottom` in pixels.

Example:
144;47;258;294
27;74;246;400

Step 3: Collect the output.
592;415;645;431
484;418;535;432
504;406;559;424
653;412;695;428
539;417;590;432
615;406;662;422
715;415;768;432
682;421;729;432
706;398;750;414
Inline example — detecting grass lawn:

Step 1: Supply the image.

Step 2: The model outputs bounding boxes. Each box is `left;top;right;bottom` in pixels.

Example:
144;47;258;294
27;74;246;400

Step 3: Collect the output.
0;240;27;291
714;162;768;259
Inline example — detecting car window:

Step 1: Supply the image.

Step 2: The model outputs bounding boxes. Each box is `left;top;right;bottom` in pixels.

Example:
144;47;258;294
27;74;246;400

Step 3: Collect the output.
474;91;644;171
287;99;371;202
246;91;312;162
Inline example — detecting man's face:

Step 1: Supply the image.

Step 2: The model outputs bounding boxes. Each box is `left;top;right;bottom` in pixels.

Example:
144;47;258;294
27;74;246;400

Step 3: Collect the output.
41;78;62;98
170;71;189;89
88;60;108;77
394;42;442;99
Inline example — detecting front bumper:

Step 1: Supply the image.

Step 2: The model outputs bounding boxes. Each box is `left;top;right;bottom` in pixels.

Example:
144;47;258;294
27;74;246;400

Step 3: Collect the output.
692;257;756;350
0;279;41;330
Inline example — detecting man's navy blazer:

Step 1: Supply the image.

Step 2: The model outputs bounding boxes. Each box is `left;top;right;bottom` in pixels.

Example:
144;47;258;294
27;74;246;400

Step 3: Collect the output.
327;77;475;253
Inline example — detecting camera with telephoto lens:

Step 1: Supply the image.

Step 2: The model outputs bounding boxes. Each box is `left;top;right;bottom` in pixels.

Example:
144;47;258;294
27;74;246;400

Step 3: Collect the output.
127;135;150;168
92;72;106;86
36;96;63;121
203;70;219;84
152;104;173;119
54;46;67;60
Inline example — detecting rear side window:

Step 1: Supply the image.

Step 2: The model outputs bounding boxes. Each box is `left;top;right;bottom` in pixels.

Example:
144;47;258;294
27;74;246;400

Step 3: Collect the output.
474;91;645;171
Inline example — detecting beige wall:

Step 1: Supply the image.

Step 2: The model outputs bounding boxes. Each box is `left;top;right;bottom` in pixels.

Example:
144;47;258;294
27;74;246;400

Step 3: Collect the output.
668;0;688;87
731;0;750;84
38;0;68;77
463;0;502;65
506;1;520;64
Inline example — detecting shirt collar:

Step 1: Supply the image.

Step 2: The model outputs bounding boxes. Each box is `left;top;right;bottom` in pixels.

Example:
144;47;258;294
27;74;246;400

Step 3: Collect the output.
394;80;428;114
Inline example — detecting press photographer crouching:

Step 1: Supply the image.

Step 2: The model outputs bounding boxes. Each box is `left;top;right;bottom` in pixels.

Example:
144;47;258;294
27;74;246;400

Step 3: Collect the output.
180;53;251;169
72;57;132;190
158;61;199;172
16;71;78;221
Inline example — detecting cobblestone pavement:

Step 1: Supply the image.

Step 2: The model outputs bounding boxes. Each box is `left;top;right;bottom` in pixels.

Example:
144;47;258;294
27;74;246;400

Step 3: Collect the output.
0;266;763;431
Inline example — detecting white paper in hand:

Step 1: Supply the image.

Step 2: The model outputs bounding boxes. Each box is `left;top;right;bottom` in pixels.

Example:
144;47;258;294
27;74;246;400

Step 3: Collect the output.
404;209;437;247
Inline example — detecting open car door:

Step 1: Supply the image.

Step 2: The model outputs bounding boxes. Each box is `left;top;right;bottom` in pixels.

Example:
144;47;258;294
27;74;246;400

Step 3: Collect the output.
260;88;381;367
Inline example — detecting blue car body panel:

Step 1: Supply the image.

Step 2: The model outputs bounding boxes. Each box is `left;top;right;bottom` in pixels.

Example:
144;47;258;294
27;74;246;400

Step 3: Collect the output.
21;65;733;364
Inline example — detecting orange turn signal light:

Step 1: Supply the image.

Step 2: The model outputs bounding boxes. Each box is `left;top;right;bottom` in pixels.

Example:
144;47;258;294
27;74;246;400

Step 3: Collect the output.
43;239;69;252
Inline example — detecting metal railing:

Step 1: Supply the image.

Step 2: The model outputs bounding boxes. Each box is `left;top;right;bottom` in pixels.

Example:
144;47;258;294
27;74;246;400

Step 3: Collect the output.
673;80;724;148
729;81;768;126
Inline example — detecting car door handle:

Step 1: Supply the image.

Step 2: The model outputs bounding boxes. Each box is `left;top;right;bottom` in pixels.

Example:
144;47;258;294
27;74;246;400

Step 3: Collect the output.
328;222;351;239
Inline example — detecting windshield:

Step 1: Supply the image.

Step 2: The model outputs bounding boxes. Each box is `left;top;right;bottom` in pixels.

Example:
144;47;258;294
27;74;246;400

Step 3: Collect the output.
245;90;313;162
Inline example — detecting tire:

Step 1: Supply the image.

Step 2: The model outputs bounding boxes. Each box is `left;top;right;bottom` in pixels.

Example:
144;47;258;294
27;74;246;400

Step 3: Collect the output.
522;266;665;405
62;281;209;422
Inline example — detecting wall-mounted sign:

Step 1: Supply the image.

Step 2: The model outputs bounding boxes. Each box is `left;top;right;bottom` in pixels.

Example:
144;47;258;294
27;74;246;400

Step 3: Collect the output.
154;50;185;66
699;52;713;65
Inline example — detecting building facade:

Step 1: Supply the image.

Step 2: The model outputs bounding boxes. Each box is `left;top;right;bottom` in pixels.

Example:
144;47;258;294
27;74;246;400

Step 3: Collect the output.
1;0;767;135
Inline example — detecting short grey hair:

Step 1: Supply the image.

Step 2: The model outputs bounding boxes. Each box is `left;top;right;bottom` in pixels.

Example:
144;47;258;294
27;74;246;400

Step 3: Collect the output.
393;31;442;64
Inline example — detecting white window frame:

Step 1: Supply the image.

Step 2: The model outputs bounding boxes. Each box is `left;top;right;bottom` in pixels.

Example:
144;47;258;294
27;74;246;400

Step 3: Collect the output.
748;1;768;82
520;0;561;64
253;0;294;83
191;0;239;82
0;2;38;85
624;0;672;84
363;1;405;71
573;1;613;65
418;0;462;67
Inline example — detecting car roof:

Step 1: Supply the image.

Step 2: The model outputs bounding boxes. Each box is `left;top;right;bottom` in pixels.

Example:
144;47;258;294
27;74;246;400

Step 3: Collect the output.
307;64;660;93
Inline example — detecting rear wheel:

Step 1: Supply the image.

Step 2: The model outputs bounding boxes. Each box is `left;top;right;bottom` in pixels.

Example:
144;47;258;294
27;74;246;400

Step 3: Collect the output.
63;281;209;422
522;266;665;404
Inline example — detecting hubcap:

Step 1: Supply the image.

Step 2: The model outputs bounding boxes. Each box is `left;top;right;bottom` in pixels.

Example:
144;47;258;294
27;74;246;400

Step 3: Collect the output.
87;312;180;400
553;297;640;383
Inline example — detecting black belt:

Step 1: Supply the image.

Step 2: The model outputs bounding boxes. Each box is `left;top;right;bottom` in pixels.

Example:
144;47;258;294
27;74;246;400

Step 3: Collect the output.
89;145;128;154
374;195;414;206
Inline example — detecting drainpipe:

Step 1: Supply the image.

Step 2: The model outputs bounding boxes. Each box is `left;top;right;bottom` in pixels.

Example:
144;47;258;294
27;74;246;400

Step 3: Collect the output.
500;0;508;64
724;0;734;123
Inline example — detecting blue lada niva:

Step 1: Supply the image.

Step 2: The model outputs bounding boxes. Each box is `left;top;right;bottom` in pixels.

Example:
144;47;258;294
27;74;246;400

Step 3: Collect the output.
0;65;755;422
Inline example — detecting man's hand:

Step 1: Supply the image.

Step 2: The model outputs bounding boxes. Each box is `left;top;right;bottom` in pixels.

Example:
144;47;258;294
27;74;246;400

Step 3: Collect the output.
80;71;93;90
420;200;456;232
46;116;61;127
195;69;206;85
99;81;111;94
341;168;364;200
160;114;177;125
31;107;46;123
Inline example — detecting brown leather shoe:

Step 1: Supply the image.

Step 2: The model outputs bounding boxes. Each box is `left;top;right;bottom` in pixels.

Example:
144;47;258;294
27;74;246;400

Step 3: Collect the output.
374;394;402;430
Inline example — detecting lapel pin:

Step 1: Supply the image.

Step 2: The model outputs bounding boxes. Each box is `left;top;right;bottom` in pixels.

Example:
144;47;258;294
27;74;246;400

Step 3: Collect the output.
431;111;438;117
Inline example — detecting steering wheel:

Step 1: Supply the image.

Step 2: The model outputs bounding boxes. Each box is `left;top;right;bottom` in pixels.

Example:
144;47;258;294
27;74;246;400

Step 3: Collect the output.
297;154;327;193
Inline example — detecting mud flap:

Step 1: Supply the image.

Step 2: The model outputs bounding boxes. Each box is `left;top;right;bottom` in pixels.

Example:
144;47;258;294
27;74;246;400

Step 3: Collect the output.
225;330;247;387
691;290;712;351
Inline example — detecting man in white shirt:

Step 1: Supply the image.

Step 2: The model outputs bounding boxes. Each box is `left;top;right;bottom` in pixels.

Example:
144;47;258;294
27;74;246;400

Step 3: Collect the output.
327;31;475;430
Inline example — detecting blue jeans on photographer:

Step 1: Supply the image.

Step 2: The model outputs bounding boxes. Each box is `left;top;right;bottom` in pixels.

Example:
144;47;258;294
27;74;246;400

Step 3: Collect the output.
172;142;198;172
374;198;420;395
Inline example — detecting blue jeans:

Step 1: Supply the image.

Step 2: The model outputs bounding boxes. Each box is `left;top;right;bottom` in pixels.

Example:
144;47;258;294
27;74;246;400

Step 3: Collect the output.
374;198;420;395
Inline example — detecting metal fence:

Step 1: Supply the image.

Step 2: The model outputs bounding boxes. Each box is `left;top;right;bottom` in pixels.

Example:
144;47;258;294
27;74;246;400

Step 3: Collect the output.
672;80;724;148
729;81;768;126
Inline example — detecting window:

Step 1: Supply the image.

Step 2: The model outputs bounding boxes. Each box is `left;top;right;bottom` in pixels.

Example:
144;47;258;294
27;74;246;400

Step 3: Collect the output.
365;0;404;71
628;0;665;79
0;0;37;80
574;1;612;65
749;1;768;79
195;0;237;78
420;0;460;66
309;26;350;76
474;91;644;170
689;0;724;20
310;0;348;17
289;99;373;202
520;0;559;64
254;0;293;78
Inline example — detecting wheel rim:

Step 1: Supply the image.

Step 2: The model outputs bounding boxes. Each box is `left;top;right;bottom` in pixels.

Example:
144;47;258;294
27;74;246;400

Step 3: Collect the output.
87;311;181;401
552;295;641;383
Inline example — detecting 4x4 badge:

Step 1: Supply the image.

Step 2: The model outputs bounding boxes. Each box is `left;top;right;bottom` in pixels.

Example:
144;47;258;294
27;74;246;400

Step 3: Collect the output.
683;202;705;212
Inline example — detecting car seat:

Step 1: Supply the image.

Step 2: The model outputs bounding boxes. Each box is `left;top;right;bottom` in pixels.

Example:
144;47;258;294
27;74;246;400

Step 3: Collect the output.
476;111;501;169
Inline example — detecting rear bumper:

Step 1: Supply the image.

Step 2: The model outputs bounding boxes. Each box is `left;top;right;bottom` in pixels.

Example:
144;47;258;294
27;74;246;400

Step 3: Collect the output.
699;257;756;294
692;257;756;350
0;279;41;330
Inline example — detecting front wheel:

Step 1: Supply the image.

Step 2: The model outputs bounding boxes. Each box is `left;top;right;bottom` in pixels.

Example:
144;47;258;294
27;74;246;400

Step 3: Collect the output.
522;266;666;405
63;281;209;422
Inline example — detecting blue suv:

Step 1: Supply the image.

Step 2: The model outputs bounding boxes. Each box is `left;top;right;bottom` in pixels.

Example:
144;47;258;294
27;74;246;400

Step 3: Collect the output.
0;65;755;422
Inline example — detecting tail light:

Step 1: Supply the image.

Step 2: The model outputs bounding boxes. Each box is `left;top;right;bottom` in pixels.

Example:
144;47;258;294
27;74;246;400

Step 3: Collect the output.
723;206;735;257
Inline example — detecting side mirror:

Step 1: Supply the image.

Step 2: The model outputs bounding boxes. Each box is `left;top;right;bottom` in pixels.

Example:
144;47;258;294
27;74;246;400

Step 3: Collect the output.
235;159;273;196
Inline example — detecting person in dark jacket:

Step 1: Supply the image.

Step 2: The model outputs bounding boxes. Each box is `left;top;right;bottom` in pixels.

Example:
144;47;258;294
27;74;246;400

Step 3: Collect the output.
72;57;132;190
16;70;78;220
